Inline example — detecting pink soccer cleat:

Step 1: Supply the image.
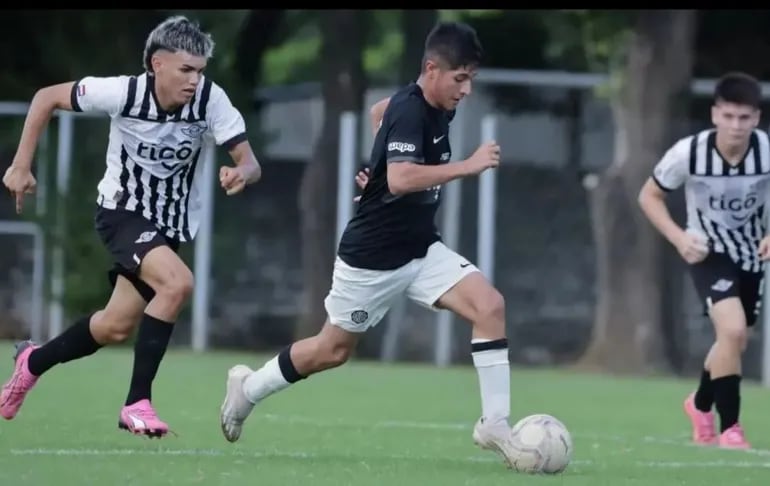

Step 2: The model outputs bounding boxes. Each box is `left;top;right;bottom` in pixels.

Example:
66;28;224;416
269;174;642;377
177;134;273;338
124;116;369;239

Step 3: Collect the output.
683;392;717;445
0;341;41;420
719;423;751;450
118;399;169;438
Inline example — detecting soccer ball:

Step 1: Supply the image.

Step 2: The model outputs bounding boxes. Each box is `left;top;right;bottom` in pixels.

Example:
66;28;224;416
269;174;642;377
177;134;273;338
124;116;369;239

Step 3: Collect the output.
508;413;572;474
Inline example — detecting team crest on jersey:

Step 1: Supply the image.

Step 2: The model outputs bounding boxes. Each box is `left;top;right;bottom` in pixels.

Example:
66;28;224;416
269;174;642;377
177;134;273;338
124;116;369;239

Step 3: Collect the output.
181;121;208;139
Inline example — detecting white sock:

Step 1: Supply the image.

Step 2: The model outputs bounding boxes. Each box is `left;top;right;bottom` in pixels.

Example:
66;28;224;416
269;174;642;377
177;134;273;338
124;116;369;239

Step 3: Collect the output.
471;338;510;425
242;355;292;404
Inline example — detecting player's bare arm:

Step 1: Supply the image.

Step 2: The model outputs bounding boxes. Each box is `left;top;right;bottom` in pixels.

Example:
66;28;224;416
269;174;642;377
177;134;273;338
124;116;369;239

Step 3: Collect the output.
354;96;391;198
638;177;708;264
758;235;770;260
3;81;77;213
219;140;262;196
387;140;500;196
369;96;391;136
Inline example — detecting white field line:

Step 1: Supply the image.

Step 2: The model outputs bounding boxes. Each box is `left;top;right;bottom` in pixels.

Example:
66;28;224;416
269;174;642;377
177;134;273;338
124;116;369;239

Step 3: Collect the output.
7;413;770;469
259;413;770;454
8;449;770;469
7;447;503;464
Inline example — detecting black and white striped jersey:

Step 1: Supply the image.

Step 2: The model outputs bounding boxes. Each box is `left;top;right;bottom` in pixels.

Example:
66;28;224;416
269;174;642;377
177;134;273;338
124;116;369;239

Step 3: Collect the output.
71;72;247;242
653;128;770;273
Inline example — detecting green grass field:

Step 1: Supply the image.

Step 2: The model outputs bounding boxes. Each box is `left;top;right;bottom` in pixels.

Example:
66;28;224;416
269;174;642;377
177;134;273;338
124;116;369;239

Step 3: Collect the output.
0;342;769;485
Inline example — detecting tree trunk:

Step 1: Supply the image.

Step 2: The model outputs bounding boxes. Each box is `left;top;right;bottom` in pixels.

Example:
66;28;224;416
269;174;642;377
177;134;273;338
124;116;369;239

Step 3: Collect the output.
579;10;697;373
296;10;367;339
399;10;438;84
235;10;286;89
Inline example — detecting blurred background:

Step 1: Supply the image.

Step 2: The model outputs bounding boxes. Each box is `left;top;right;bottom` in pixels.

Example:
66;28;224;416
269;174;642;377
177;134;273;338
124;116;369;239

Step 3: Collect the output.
1;9;769;380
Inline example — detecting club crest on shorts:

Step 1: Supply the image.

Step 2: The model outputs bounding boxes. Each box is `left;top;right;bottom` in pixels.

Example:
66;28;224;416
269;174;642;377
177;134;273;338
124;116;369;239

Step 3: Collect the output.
135;231;157;244
351;310;368;324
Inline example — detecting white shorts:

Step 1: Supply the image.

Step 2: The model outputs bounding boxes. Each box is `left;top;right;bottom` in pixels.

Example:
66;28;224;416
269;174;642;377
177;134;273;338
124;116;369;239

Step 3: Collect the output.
324;241;480;333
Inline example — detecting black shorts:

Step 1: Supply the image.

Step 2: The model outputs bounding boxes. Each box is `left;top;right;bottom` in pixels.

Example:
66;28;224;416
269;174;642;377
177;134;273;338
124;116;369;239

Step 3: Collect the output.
94;205;181;302
689;252;764;327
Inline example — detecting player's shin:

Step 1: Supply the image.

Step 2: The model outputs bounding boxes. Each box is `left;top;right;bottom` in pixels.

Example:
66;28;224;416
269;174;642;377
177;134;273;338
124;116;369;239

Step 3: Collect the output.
471;338;510;425
26;313;102;376
694;368;714;412
710;340;743;432
124;314;174;405
694;343;716;412
708;298;747;432
242;344;306;403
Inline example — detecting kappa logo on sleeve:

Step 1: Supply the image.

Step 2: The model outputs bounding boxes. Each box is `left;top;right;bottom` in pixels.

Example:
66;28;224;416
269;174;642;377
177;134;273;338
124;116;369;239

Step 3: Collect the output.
388;141;416;153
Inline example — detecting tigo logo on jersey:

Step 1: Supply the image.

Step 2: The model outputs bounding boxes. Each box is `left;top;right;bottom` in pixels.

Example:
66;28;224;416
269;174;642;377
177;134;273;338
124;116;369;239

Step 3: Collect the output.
388;141;416;153
137;140;194;162
708;193;758;212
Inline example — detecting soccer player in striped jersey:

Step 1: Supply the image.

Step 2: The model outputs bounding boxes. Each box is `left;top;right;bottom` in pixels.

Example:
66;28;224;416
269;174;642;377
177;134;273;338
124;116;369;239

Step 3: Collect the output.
638;72;770;449
0;15;261;437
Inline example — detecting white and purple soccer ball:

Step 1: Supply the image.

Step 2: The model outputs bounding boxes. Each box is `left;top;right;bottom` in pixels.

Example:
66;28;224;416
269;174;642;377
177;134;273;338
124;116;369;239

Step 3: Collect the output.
508;413;573;474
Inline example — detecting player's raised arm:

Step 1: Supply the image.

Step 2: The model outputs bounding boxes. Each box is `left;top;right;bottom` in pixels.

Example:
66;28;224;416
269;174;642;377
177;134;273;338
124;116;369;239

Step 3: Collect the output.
220;140;262;196
207;82;262;195
638;138;708;264
11;82;76;171
3;76;127;213
369;96;390;136
387;142;500;196
3;81;76;213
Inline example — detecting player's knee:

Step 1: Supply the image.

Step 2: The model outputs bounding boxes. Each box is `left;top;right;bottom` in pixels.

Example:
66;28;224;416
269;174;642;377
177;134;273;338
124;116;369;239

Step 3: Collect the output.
91;309;139;344
717;323;747;351
327;342;353;368
317;338;353;369
154;268;194;307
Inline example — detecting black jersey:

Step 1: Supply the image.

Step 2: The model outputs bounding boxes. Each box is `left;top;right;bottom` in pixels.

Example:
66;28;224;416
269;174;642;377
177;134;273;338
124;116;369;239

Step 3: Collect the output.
337;82;455;270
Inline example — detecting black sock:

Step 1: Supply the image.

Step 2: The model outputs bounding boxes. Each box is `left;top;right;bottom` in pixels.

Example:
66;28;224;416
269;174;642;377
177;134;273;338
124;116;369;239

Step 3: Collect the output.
712;375;741;432
124;314;174;406
693;369;714;412
27;314;102;377
278;345;306;383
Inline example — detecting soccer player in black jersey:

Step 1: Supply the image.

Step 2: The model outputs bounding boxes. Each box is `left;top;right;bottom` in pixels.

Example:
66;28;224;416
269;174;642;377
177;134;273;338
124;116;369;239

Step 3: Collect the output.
220;21;522;467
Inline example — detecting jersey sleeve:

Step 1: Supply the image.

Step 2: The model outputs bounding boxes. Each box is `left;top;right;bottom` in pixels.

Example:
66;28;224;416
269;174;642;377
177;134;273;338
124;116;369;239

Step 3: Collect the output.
385;97;425;164
206;82;247;150
70;76;127;117
652;137;690;191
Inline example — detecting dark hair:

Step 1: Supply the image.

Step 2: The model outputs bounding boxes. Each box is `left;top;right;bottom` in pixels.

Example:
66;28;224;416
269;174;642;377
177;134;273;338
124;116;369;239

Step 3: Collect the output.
422;21;483;71
714;72;762;108
143;16;215;73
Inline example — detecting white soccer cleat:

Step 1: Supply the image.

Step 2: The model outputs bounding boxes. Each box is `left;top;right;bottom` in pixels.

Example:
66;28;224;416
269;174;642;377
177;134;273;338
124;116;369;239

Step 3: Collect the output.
220;364;255;443
472;416;517;469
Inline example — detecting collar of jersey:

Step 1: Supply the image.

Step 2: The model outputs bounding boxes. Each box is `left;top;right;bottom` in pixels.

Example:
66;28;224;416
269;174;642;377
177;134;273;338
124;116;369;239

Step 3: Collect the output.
147;74;186;117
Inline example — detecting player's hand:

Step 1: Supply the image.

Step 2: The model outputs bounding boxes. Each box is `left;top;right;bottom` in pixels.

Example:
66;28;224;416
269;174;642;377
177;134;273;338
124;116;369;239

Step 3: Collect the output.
2;165;36;214
353;167;370;202
219;165;248;196
759;235;770;261
676;230;709;264
355;167;369;190
464;141;501;176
